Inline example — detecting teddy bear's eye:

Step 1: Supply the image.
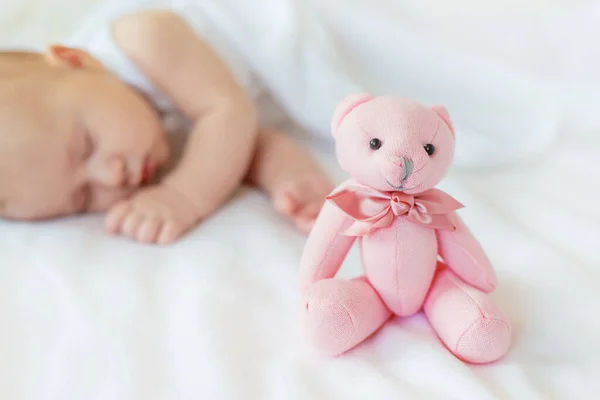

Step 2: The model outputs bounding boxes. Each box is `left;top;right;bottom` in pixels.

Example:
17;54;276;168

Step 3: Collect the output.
424;143;435;156
369;138;382;150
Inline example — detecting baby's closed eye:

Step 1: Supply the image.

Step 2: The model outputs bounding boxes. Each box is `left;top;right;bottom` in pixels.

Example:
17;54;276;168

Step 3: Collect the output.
68;127;94;168
80;130;94;161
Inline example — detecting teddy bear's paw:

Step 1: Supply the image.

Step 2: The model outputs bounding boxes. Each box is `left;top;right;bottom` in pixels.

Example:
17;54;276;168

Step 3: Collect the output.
424;269;511;364
453;316;511;364
302;278;392;356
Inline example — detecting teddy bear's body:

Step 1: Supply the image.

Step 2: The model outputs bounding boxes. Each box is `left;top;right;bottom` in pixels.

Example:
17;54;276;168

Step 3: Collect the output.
299;95;511;363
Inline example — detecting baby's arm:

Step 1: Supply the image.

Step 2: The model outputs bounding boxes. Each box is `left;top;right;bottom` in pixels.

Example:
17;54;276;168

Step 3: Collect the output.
107;11;258;244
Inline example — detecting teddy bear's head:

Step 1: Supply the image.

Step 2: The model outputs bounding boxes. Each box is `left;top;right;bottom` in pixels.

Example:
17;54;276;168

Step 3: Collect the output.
331;94;455;194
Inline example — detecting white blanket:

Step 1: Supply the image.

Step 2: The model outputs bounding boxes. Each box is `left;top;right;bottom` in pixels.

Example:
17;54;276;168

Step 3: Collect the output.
1;0;599;399
194;0;600;166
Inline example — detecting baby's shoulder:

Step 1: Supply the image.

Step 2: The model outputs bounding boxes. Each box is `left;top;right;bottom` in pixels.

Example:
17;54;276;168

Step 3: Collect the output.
68;6;187;112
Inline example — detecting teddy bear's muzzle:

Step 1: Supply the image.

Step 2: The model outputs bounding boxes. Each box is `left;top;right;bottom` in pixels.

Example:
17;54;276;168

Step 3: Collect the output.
383;156;414;189
399;157;414;182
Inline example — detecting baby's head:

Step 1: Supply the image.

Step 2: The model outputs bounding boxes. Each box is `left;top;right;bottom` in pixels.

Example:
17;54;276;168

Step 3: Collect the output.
0;46;169;220
331;94;455;194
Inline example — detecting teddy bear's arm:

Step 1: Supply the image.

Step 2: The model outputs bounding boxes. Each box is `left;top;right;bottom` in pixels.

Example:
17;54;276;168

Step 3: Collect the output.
299;201;356;293
436;212;498;293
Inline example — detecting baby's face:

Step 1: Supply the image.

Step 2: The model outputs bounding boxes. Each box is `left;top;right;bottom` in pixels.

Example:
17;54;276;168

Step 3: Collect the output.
0;48;169;220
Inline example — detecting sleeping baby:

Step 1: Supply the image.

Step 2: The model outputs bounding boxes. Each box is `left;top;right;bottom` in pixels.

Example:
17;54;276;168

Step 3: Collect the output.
0;3;333;244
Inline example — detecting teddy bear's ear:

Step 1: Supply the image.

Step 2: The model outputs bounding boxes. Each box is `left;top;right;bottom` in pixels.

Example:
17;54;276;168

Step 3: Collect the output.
431;105;454;136
331;93;373;136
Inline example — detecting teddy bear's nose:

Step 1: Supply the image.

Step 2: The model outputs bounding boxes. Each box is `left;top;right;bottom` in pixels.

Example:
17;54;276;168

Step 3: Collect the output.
399;157;414;181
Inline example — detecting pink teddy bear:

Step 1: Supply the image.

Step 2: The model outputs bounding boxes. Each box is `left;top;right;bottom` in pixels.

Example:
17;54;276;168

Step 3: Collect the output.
299;94;512;363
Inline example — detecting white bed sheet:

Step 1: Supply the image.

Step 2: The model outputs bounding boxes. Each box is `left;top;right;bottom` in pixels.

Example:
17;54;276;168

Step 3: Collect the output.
1;0;600;399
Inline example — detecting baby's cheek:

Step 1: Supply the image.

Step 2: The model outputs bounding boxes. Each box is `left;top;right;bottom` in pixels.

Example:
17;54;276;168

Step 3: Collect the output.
1;199;65;221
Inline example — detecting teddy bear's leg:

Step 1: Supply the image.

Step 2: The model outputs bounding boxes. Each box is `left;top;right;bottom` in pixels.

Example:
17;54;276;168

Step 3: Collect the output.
423;268;511;363
303;277;392;356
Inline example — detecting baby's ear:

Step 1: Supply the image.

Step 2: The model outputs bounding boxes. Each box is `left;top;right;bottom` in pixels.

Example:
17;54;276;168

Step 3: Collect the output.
431;105;454;136
45;45;105;70
331;93;373;137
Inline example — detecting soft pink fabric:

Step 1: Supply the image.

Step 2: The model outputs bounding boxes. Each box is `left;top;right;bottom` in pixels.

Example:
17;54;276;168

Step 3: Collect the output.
431;105;455;136
331;93;374;135
362;217;438;317
303;277;392;356
437;214;498;293
424;267;511;363
299;95;511;363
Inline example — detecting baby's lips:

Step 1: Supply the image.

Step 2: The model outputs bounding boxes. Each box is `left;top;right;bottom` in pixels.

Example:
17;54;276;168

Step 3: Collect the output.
141;158;156;184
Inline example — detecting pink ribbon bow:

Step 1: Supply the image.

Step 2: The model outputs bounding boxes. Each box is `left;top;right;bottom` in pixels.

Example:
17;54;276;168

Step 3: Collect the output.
326;184;464;236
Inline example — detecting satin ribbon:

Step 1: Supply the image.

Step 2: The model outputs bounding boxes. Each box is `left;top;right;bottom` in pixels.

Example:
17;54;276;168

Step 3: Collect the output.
326;183;464;236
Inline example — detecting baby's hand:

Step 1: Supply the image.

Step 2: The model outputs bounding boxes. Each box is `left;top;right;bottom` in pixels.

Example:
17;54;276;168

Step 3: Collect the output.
105;183;200;245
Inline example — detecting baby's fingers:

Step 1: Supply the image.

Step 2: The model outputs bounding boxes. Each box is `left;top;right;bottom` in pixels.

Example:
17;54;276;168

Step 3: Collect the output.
105;202;132;234
137;215;163;244
157;220;185;246
121;211;146;239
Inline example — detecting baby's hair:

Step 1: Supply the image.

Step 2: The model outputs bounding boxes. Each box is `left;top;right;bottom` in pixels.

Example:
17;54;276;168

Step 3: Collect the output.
0;51;39;60
0;51;46;80
0;51;48;68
